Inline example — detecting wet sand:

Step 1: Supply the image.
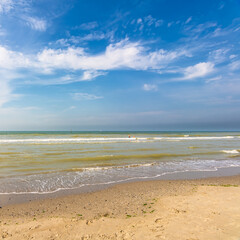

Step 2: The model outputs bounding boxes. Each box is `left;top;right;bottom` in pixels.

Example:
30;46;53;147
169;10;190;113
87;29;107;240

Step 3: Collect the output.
1;176;240;239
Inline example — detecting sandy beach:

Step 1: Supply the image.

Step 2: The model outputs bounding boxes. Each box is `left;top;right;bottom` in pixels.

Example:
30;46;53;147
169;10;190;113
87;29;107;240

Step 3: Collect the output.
1;175;240;240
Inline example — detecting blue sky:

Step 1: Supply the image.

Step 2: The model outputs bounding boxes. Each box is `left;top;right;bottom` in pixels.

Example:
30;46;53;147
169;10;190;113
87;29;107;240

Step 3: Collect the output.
0;0;240;130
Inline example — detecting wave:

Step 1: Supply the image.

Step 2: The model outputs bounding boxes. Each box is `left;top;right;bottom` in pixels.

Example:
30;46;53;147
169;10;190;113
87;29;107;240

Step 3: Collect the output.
72;162;157;172
0;137;143;144
0;136;235;144
221;150;239;154
154;136;234;140
1;159;240;194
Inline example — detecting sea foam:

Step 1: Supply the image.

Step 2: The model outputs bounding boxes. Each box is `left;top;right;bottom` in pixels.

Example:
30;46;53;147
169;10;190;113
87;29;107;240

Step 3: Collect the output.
221;150;239;154
0;136;235;144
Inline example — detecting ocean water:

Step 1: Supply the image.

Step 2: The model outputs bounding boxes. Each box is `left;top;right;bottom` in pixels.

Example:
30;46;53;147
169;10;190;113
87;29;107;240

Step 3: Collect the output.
0;131;240;194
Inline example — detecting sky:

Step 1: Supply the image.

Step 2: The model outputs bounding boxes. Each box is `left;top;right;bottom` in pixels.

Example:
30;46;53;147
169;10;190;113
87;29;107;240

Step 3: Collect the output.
0;0;240;131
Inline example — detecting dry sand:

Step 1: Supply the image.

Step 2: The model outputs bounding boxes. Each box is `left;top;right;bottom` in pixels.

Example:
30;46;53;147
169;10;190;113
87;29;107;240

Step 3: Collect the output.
1;176;240;240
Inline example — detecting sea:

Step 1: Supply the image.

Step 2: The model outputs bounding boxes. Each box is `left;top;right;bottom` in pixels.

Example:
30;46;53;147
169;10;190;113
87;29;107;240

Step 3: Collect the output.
0;131;240;194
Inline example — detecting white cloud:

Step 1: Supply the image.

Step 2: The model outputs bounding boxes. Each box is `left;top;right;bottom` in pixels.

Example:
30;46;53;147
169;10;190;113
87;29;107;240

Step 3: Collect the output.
234;26;240;32
0;0;12;13
55;31;114;46
183;62;214;80
78;21;98;30
72;93;103;101
205;75;222;83
37;39;188;71
212;27;227;37
28;71;106;85
0;39;188;73
0;0;30;13
143;84;158;91
184;21;218;39
24;16;47;31
70;32;106;42
144;15;154;26
0;45;31;69
193;22;217;33
0;39;190;105
229;60;240;71
81;70;106;80
209;48;229;63
39;75;79;85
0;39;189;78
155;19;163;27
229;54;237;59
143;15;163;27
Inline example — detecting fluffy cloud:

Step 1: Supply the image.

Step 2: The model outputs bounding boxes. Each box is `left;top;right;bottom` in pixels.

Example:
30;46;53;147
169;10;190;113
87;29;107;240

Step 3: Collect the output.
0;45;31;69
0;41;217;89
37;39;188;71
0;39;189;73
183;62;214;80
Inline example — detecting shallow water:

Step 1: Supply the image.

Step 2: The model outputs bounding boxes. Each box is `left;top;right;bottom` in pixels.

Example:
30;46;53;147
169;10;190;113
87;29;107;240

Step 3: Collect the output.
0;131;240;194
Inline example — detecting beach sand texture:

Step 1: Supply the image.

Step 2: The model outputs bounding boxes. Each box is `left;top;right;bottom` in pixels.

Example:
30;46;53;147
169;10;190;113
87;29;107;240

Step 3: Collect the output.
1;176;240;240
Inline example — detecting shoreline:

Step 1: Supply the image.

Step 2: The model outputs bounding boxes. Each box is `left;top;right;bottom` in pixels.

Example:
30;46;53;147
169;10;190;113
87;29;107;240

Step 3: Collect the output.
1;174;240;239
1;165;240;206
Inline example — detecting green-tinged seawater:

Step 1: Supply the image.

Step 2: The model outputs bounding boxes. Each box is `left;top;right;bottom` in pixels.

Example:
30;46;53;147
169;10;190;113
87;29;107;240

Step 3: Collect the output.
0;131;240;193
